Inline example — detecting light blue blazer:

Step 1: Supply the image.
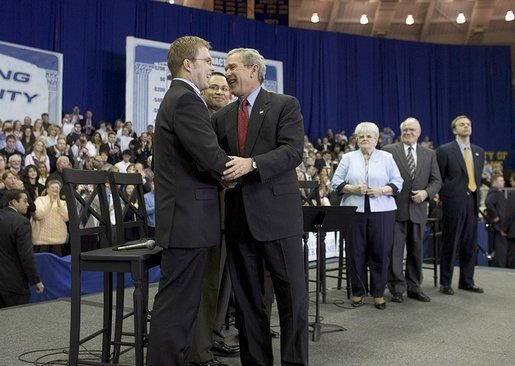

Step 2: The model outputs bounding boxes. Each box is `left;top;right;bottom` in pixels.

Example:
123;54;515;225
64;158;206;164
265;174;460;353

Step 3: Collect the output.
331;149;403;213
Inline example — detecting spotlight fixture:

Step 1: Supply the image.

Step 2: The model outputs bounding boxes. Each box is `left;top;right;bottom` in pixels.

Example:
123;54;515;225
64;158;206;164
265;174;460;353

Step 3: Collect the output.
311;12;320;23
359;14;369;25
168;0;174;4
405;14;414;25
456;12;466;24
506;10;515;22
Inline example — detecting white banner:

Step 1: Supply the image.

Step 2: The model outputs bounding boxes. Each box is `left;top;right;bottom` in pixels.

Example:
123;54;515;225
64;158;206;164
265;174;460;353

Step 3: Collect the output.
306;231;341;262
126;36;284;134
0;40;63;124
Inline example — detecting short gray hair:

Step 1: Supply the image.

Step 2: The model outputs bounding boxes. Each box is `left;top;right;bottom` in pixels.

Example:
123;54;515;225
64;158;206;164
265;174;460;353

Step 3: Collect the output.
227;48;266;84
354;122;379;139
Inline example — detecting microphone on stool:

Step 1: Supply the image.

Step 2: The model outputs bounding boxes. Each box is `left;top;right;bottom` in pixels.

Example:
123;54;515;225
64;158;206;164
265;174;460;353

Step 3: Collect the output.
113;239;156;251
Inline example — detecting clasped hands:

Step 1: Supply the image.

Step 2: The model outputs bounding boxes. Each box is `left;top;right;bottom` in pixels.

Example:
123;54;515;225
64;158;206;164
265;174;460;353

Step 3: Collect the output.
220;156;254;189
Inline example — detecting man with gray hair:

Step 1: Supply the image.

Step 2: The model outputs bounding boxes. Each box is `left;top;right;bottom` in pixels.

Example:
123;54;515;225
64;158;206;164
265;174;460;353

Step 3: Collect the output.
383;118;442;303
213;48;308;366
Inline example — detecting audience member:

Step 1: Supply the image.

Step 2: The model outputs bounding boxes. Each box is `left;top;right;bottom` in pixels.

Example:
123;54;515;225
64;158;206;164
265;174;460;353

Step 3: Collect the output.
8;154;23;175
0;189;44;308
100;132;121;165
32;179;69;256
0;134;24;162
115;150;132;173
47;137;74;173
47;156;71;185
20;126;36;154
436;115;485;295
383;118;442;304
331;122;403;310
144;178;155;238
22;164;45;202
24;138;51;172
36;161;49;187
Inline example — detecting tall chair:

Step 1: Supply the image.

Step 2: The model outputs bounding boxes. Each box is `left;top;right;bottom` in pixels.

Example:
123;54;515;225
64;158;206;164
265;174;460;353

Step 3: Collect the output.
63;169;161;366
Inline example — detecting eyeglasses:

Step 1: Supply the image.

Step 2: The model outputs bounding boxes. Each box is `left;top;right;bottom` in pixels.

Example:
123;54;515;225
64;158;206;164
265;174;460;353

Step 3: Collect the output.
189;57;213;65
208;85;230;92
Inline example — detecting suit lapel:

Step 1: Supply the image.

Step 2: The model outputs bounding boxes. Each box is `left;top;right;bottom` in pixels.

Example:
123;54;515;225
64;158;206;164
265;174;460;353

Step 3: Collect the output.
244;89;270;157
451;140;467;174
394;144;411;177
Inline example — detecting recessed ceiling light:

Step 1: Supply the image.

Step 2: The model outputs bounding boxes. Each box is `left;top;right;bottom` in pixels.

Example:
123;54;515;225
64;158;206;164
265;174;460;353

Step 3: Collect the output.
360;14;369;25
311;12;320;23
456;13;466;24
405;14;414;25
505;10;514;22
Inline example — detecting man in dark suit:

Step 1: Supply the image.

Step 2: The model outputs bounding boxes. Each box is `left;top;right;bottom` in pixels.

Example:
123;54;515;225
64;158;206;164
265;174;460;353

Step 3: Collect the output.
384;118;442;303
436;115;485;295
0;190;44;308
213;48;308;366
99;132;121;165
146;36;242;366
485;174;509;267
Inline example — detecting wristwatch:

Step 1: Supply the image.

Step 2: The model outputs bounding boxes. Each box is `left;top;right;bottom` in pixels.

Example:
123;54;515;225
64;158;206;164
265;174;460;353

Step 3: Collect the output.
251;158;258;170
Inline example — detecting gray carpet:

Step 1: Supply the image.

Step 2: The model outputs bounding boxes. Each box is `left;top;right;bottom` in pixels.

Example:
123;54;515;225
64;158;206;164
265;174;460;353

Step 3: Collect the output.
1;266;514;366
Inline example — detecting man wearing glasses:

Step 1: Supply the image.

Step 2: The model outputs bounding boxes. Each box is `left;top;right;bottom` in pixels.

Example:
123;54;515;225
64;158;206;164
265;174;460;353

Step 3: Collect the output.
146;37;246;366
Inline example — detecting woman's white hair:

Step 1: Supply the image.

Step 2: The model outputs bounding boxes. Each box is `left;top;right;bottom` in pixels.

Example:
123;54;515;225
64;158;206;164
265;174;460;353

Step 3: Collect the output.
354;122;379;139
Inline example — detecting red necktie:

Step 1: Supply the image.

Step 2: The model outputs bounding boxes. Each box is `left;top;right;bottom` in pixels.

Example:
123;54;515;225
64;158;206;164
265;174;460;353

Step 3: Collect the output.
237;99;249;155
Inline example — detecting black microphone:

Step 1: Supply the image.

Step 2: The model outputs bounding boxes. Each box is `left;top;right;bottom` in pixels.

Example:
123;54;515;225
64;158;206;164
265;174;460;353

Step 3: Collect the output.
113;239;156;251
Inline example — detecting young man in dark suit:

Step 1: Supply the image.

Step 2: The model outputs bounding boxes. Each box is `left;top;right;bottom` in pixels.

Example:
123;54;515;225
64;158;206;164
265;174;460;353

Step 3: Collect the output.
436;115;485;295
0;190;44;308
146;36;247;366
213;48;308;366
384;118;442;303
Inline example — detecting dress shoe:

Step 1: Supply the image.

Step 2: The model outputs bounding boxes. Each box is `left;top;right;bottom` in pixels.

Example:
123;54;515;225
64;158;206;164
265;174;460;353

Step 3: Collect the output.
458;284;484;293
351;296;364;308
439;286;454;295
190;359;228;366
210;341;240;358
407;291;431;302
391;293;404;303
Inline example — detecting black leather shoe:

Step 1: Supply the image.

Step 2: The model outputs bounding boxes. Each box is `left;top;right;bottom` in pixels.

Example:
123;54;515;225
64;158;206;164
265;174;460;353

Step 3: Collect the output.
391;293;404;303
458;284;484;293
407;291;431;302
190;359;229;366
210;341;240;358
440;286;454;295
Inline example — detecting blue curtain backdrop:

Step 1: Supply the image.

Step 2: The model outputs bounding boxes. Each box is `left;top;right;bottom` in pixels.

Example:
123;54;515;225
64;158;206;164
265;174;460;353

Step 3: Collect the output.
0;0;512;149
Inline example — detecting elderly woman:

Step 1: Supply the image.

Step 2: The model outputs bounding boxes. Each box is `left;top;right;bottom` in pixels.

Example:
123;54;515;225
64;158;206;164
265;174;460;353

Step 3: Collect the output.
331;122;403;310
31;179;69;256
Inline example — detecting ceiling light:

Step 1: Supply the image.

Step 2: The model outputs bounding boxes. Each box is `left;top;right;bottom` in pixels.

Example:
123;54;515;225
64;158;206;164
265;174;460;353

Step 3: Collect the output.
311;12;320;23
405;14;414;25
359;14;369;25
168;0;174;4
506;10;515;22
456;13;466;24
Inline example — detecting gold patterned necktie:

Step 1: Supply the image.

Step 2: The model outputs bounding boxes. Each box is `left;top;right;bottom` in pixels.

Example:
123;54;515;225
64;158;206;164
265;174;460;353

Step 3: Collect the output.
464;147;477;192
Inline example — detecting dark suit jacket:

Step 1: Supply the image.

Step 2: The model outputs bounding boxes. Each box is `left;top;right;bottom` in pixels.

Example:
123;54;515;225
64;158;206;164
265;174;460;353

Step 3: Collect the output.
436;140;484;218
0;207;40;295
505;191;515;239
383;143;442;224
213;88;304;242
153;79;229;249
485;188;508;232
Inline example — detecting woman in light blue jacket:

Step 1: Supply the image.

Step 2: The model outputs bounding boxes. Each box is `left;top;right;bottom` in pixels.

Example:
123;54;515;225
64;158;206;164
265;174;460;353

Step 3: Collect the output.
332;122;403;310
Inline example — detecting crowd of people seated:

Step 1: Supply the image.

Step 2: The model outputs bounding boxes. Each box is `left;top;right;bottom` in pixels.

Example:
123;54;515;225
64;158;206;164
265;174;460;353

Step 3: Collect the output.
0;110;512;267
0;107;154;256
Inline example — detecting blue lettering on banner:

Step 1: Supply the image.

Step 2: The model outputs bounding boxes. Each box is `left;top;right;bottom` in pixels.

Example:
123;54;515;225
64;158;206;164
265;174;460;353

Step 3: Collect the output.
0;69;31;83
0;89;39;103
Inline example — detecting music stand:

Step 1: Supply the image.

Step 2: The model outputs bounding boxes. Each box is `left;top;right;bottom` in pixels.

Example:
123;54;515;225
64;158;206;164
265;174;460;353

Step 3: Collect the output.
303;205;357;342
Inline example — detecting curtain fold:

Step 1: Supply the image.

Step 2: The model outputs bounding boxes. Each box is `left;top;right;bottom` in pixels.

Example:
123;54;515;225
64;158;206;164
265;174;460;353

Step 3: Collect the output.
0;0;512;149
